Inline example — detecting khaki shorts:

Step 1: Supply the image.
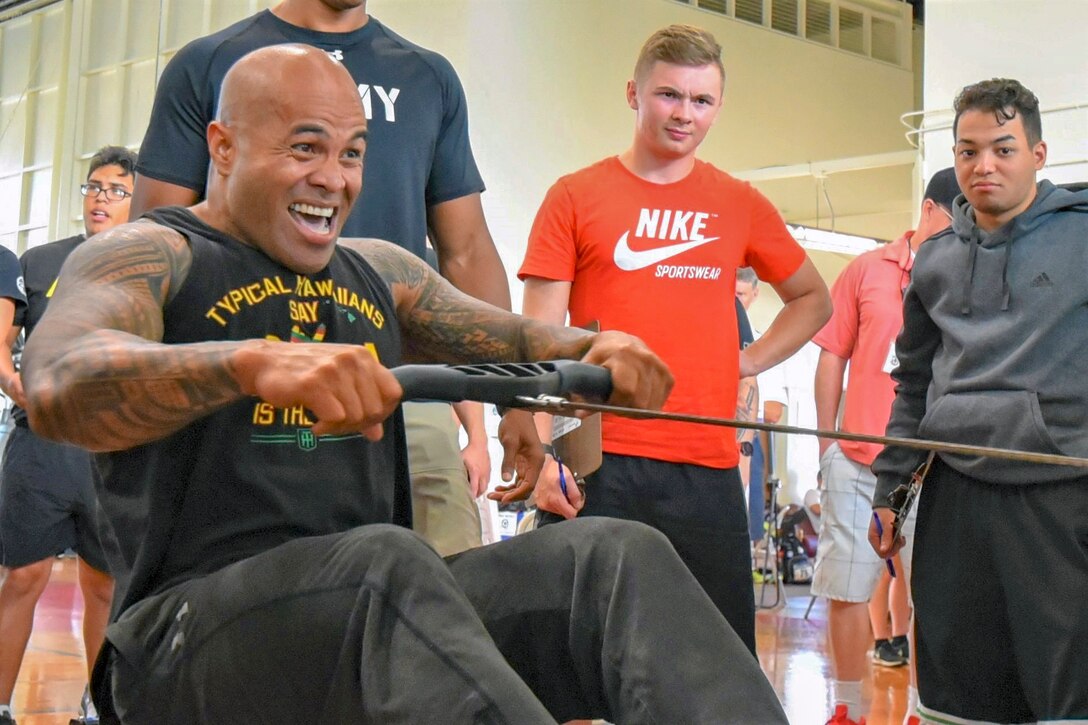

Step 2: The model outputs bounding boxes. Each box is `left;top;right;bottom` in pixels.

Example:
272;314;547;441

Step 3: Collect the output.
810;441;915;603
403;401;482;557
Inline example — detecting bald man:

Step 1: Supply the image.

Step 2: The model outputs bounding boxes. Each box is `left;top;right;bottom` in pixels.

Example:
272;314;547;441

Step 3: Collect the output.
21;46;787;724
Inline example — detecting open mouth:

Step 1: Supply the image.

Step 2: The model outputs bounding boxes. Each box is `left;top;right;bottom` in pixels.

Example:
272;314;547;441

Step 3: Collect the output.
289;202;336;236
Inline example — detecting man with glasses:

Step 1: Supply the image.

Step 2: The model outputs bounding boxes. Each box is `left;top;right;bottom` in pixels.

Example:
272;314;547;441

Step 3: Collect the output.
812;168;959;725
0;145;137;725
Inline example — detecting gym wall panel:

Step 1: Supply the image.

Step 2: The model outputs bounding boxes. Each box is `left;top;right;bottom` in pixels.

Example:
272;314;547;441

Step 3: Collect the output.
921;0;1088;186
62;0;277;233
0;2;64;253
26;167;52;228
28;89;58;166
0;98;27;173
0;0;278;249
0;16;33;99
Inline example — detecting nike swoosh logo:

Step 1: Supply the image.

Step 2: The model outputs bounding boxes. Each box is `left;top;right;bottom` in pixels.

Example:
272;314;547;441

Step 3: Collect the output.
613;232;720;271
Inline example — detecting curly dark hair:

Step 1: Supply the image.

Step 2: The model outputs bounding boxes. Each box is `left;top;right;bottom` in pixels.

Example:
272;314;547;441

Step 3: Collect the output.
953;78;1041;145
88;145;138;179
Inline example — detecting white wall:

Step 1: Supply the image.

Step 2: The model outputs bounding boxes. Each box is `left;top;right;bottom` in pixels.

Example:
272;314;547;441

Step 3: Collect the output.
920;0;1088;185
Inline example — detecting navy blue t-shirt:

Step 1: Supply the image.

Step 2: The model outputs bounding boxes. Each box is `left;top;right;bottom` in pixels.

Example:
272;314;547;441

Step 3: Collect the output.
10;235;82;425
0;246;26;315
736;297;753;350
136;11;485;257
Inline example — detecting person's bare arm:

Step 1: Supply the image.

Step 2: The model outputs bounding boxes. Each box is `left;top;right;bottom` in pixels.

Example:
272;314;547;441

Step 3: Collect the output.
452;400;490;497
814;349;848;457
427;193;511;310
21;224;237;448
736;376;758;443
129;177;201;219
349;238;673;407
23;225;402;451
0;299;23;408
354;239;586;364
518;277;581;517
739;258;830;378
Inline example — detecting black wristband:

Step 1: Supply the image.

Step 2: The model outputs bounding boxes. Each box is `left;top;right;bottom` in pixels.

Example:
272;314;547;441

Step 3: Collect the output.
542;443;557;459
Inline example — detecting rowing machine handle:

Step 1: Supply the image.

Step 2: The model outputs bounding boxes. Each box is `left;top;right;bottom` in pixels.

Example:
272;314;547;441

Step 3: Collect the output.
392;361;612;407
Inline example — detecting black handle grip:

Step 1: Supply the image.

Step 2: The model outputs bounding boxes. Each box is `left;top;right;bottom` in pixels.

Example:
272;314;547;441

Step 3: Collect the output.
392;361;612;407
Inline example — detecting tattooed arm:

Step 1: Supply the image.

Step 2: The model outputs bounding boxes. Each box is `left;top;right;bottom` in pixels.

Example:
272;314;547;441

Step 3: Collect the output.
736;376;758;443
23;223;402;451
345;237;591;364
341;237;674;410
20;222;241;450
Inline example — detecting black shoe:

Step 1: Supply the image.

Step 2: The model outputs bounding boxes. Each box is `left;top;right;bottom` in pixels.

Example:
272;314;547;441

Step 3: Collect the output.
872;638;907;667
0;712;16;725
891;634;910;661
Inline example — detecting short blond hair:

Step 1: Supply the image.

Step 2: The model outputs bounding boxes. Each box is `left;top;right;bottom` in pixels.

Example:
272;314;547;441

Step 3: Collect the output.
634;24;725;90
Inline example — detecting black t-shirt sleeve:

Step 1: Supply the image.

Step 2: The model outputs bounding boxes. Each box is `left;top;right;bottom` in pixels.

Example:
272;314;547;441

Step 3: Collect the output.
425;54;485;206
135;41;216;194
736;297;754;350
0;246;27;321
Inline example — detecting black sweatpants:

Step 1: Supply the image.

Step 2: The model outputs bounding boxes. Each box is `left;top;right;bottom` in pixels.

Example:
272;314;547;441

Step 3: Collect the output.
913;459;1088;723
102;518;785;724
541;453;757;653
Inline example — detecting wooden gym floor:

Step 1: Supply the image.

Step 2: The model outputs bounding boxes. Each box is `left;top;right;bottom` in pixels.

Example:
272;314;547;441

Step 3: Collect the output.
11;558;909;724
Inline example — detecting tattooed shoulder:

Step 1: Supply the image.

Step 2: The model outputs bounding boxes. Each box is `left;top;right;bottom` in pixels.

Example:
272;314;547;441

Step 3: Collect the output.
338;236;434;300
61;220;193;306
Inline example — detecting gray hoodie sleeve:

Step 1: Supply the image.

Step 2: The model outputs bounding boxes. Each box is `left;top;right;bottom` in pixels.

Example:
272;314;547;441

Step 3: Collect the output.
870;279;939;507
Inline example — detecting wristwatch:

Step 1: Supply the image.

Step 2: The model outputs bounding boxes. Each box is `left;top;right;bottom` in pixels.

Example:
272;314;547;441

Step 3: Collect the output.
542;443;557;459
740;441;754;457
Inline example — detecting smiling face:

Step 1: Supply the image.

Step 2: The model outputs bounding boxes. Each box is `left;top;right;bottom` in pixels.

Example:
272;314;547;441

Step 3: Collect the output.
627;60;723;163
82;164;133;237
954;108;1047;231
206;47;367;274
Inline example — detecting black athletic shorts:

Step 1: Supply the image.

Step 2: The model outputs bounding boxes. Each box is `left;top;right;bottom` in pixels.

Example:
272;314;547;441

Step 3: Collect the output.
0;424;107;570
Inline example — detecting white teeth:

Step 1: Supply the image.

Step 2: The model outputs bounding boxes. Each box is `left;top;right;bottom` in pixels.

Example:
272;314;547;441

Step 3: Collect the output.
289;203;334;218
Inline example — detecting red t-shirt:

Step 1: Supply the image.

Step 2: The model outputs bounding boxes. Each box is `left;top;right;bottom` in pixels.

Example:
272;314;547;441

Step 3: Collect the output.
519;157;806;468
813;233;914;465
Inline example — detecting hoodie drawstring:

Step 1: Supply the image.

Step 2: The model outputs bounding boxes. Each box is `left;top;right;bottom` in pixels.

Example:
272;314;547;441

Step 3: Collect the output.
1001;239;1012;310
961;234;980;315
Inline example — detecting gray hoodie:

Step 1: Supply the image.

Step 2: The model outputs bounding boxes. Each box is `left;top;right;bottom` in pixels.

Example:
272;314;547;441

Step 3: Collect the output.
873;180;1088;504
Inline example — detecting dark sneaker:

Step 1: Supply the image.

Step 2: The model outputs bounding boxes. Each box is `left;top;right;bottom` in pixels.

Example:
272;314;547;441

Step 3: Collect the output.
826;704;866;725
0;712;16;725
892;634;910;661
872;638;908;667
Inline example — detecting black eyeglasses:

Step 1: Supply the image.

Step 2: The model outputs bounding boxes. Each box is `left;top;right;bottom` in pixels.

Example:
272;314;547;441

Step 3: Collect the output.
80;183;132;202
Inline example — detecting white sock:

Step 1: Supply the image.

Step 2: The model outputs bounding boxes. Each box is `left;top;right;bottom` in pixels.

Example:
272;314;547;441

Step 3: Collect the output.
903;685;918;724
0;705;12;717
833;680;863;720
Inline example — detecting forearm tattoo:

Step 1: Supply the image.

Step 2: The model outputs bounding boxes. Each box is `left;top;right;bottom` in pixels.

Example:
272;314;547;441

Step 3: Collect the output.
346;238;593;364
22;223;242;450
735;376;758;442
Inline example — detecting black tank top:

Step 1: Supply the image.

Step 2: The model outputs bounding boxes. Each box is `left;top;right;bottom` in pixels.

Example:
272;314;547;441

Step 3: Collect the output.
99;207;410;613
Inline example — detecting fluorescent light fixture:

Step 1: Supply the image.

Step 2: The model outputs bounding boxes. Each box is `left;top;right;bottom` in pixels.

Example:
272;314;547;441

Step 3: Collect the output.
786;225;881;255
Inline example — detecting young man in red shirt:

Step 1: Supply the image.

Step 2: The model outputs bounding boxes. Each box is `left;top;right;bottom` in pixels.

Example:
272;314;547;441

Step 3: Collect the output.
519;24;830;653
